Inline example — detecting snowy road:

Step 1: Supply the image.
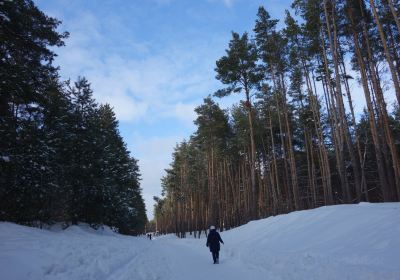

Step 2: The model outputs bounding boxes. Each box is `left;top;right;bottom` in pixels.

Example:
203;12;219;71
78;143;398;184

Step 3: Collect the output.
0;223;257;280
1;203;400;280
107;236;257;280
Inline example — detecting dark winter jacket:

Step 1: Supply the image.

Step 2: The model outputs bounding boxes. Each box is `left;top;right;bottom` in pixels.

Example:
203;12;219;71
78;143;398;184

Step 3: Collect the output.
206;229;224;252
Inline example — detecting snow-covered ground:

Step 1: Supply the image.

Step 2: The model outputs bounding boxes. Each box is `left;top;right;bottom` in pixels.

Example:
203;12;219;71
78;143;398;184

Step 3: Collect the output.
1;203;399;280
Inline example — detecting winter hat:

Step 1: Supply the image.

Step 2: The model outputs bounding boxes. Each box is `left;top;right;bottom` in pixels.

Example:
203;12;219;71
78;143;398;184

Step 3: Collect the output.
210;225;215;230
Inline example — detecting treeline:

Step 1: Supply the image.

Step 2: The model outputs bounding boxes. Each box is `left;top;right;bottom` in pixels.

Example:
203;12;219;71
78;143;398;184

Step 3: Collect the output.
0;0;147;234
154;0;400;236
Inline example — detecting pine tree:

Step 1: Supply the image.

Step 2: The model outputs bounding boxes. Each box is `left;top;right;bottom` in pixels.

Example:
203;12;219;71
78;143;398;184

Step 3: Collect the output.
194;97;231;227
215;32;263;219
156;1;400;236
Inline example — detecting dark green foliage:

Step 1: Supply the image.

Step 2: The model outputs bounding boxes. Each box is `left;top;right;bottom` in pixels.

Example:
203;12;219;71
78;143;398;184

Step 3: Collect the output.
0;0;146;234
215;32;263;97
254;6;288;74
194;97;231;153
155;2;400;235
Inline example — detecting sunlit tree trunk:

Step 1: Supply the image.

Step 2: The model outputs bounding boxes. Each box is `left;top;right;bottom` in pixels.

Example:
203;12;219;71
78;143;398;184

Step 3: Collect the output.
370;0;400;106
348;4;392;201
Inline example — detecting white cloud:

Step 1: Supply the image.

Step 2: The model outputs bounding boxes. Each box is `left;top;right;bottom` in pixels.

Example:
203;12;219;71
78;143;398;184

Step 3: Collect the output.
174;103;197;125
222;0;235;6
153;0;174;5
53;16;220;218
44;4;236;220
208;0;235;7
129;135;184;219
102;94;148;122
54;14;217;124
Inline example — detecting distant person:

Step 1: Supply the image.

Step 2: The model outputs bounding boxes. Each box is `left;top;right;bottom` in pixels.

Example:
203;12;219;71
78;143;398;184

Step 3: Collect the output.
206;225;224;264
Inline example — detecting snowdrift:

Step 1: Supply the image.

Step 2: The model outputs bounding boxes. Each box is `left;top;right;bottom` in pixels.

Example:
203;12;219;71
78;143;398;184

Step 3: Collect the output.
0;223;152;280
1;203;399;280
218;202;400;279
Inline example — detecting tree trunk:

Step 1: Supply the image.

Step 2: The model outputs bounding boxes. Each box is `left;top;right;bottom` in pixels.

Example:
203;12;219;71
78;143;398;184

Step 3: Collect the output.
339;55;366;201
348;4;392;201
370;0;400;106
324;0;360;202
320;24;349;203
388;0;400;46
280;74;301;210
244;87;258;219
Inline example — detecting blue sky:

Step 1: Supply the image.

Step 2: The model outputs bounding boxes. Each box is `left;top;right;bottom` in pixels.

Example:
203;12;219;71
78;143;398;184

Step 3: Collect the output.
34;0;292;219
36;0;393;219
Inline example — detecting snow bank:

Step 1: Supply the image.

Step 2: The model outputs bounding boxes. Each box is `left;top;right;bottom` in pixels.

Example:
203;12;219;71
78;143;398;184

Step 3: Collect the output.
0;203;399;280
217;202;400;279
165;202;400;280
0;222;151;280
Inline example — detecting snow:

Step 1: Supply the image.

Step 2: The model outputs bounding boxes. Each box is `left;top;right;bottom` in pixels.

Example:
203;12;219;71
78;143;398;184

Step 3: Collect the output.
1;156;10;162
0;12;10;22
1;203;399;280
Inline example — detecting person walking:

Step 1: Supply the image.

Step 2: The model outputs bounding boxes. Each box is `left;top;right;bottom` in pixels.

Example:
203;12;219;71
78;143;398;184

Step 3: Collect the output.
206;225;224;264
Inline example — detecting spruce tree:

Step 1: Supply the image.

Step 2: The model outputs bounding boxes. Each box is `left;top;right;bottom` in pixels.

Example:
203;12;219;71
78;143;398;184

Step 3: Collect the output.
0;0;68;223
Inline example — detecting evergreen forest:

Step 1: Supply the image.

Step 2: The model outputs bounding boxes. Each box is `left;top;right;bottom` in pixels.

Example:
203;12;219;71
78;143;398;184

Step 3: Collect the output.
0;0;147;234
154;0;400;236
